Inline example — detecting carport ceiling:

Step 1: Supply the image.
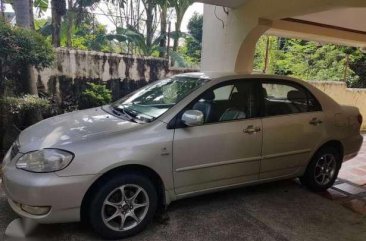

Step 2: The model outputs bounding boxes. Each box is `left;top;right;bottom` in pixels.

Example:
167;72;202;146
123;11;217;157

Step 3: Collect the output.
293;8;366;34
198;0;366;35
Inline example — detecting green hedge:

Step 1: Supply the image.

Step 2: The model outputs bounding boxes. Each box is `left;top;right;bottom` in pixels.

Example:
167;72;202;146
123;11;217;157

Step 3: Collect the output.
0;95;51;158
0;95;50;115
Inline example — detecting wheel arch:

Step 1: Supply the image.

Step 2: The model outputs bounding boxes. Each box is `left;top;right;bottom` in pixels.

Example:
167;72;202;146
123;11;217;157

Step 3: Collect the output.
316;140;344;159
80;164;166;223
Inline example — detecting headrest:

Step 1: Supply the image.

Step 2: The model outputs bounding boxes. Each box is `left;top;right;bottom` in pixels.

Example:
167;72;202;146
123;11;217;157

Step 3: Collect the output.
287;90;307;102
262;88;268;98
202;90;215;101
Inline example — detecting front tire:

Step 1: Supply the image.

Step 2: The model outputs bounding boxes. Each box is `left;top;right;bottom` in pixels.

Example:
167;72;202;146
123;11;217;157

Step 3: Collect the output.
300;146;341;192
88;173;158;239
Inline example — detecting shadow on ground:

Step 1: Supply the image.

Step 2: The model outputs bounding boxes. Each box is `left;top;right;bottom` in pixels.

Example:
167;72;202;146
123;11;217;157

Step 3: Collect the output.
1;180;366;241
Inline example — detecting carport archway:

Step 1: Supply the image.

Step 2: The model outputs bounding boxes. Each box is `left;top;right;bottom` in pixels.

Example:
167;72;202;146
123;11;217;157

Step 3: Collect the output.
199;0;366;73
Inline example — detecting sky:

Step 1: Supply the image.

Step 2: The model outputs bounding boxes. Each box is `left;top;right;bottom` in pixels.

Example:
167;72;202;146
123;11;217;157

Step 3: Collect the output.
4;2;204;33
94;2;204;32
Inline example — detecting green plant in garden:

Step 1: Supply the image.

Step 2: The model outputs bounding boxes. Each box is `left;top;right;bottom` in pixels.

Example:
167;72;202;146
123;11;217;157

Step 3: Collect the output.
253;36;366;86
0;95;50;115
0;20;54;94
179;12;202;67
80;83;112;109
0;20;54;69
0;95;52;157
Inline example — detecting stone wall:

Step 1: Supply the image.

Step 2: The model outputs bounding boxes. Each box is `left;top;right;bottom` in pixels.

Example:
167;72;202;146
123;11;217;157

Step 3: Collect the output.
310;81;366;130
36;48;198;102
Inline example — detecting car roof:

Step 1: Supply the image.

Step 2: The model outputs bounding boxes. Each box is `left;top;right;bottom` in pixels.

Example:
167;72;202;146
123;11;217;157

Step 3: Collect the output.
175;71;304;84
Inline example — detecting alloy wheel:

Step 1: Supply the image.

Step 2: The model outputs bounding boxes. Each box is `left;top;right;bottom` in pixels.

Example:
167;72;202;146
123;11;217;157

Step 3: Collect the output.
314;153;337;186
101;184;150;232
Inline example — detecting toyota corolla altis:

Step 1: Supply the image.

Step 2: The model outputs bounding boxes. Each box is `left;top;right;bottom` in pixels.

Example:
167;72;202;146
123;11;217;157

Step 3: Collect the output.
2;73;363;239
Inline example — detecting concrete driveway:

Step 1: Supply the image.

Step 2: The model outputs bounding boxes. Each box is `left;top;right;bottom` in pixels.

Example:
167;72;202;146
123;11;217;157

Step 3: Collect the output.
1;179;366;241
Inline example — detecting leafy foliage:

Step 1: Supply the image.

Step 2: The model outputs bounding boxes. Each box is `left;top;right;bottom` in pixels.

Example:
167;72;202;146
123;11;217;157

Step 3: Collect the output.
254;36;366;87
79;83;112;109
66;21;113;51
0;95;50;115
107;25;188;66
0;94;52;155
0;20;55;69
107;25;154;55
0;20;54;96
34;0;49;13
35;17;114;52
187;13;203;42
179;13;202;66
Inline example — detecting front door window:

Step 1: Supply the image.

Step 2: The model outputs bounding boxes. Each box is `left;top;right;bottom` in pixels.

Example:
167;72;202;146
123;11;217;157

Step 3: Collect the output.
188;80;261;124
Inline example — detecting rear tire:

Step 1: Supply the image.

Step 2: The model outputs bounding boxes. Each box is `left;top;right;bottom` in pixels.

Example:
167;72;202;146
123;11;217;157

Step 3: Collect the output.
300;146;342;192
88;173;158;239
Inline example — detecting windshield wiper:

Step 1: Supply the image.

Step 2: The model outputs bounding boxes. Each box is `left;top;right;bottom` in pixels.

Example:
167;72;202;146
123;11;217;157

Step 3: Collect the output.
112;106;137;123
126;103;156;122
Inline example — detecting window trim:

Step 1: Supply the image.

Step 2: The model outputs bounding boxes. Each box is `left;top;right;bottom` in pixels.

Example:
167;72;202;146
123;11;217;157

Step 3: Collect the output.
168;79;262;129
259;79;323;118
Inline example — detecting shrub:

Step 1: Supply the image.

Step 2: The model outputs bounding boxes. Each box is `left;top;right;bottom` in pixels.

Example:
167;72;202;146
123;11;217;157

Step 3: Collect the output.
0;20;55;95
0;95;51;115
79;83;112;109
0;20;55;69
0;95;52;159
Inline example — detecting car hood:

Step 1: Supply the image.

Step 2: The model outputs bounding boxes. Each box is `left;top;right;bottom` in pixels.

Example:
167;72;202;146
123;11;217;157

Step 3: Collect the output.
18;106;140;152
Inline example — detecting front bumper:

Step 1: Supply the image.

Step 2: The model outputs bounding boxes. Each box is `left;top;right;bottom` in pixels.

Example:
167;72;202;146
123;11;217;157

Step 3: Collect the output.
2;164;95;224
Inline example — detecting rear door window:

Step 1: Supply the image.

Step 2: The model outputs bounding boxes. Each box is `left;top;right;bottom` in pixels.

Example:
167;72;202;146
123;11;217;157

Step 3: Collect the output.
262;80;322;117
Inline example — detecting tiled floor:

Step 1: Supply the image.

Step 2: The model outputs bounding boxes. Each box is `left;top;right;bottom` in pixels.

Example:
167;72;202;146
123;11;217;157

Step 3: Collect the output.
321;135;366;215
339;138;366;186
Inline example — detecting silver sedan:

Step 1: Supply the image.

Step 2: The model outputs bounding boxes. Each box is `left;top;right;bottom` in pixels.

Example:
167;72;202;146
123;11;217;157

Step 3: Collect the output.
2;72;363;239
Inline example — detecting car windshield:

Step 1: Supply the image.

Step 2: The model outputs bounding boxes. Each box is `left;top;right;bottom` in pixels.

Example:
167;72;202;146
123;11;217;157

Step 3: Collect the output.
111;76;208;123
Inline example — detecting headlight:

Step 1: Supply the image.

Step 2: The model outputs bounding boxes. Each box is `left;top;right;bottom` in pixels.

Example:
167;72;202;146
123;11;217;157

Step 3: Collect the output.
16;149;74;173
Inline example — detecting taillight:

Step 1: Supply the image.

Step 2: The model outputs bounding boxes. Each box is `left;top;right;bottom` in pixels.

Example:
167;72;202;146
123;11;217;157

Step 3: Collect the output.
357;114;363;125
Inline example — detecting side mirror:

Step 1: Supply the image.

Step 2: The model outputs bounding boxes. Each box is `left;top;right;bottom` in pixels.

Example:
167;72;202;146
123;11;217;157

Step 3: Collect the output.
181;110;204;127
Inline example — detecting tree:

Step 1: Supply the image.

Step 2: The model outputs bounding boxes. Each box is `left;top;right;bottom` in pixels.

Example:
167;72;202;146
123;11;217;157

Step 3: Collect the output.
182;12;202;64
51;0;66;47
141;0;158;52
39;0;99;48
12;0;38;94
170;0;192;65
65;0;101;48
35;15;113;52
0;0;4;19
66;0;75;47
107;25;160;56
253;36;365;86
13;0;31;27
68;18;113;51
157;0;169;58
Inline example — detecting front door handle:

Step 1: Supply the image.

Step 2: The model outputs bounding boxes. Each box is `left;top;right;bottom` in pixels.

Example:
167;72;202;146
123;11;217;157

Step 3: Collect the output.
309;118;323;126
244;125;261;134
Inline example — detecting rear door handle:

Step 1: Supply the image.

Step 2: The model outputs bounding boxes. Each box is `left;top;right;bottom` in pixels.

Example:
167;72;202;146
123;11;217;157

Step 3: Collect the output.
244;125;261;134
309;118;323;126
